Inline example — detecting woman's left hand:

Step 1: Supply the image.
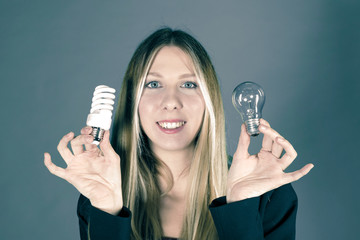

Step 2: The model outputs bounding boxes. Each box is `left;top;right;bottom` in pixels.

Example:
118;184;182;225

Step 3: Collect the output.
226;119;314;203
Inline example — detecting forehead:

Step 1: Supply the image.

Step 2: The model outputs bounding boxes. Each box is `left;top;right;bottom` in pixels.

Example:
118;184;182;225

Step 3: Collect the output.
148;46;195;76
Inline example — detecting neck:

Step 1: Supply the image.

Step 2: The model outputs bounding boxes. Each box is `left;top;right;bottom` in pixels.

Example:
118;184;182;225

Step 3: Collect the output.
151;144;195;195
154;146;194;180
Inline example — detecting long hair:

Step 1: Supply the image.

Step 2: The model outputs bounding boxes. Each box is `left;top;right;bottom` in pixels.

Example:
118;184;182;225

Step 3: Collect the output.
111;27;228;240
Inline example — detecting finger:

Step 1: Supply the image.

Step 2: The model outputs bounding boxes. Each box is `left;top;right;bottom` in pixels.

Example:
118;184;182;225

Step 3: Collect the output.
99;131;119;161
272;143;284;158
80;126;93;135
261;119;284;157
276;137;298;169
57;132;75;165
81;126;98;151
70;134;94;155
44;153;67;179
259;124;283;144
84;138;98;151
259;118;270;126
283;163;314;184
233;124;250;160
260;119;272;152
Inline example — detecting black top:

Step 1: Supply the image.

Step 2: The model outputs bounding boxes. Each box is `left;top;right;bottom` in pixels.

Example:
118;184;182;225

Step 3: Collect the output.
77;183;298;240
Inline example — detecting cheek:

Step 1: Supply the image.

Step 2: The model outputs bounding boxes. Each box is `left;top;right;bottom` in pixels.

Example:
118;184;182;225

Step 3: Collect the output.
184;95;205;134
138;99;151;128
187;95;205;117
139;95;157;121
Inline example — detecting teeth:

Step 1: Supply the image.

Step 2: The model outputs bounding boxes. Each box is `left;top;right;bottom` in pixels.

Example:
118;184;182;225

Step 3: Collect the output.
158;121;185;129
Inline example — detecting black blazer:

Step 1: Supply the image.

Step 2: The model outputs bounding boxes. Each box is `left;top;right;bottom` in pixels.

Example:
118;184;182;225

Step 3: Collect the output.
77;183;297;239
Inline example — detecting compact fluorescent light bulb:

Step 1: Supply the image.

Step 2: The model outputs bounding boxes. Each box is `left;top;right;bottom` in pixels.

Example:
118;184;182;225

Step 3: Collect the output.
86;85;116;145
232;81;265;136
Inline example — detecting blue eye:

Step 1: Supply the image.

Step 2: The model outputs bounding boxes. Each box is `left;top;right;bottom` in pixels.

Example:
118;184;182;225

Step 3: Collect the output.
181;82;197;89
145;81;161;88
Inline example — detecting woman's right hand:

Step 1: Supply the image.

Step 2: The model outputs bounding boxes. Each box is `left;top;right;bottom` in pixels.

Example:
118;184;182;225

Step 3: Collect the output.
44;126;123;215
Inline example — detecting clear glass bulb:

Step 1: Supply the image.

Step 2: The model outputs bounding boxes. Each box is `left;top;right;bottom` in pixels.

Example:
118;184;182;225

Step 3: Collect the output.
86;85;116;145
232;81;265;136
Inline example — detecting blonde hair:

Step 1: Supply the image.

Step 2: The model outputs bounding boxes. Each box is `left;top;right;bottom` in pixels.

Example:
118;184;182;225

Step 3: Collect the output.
111;28;228;240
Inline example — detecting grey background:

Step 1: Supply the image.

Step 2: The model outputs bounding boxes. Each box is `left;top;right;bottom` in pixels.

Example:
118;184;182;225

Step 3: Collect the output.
1;0;359;239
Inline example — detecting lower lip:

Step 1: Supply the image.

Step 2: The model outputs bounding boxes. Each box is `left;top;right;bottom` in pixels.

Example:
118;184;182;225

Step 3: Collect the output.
157;123;185;134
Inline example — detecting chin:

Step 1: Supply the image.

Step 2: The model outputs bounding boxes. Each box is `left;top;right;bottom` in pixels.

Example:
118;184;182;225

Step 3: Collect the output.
152;139;195;153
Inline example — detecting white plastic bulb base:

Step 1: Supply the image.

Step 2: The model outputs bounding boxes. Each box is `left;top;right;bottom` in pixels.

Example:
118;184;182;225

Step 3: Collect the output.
86;113;111;145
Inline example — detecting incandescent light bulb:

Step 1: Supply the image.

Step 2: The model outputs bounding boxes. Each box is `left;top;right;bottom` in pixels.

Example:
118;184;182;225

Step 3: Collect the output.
86;85;116;145
232;81;265;136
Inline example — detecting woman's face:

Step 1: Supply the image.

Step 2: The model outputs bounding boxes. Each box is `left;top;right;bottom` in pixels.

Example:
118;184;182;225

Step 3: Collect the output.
138;46;205;154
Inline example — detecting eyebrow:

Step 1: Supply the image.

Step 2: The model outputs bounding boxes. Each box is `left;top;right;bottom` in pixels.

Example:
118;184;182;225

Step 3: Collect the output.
179;73;196;79
147;72;163;78
147;72;196;79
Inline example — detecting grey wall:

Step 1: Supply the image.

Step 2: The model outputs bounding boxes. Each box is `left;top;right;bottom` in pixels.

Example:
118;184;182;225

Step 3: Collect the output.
1;0;359;239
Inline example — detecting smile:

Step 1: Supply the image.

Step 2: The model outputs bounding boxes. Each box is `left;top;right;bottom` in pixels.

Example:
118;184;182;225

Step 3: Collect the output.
157;121;186;129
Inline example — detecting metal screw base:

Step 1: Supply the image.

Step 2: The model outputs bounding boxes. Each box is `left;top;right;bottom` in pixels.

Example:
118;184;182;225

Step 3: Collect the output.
90;127;105;145
245;118;260;136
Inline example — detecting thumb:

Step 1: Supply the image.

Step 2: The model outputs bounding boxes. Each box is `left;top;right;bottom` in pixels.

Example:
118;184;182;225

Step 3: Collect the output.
99;131;118;159
233;124;250;161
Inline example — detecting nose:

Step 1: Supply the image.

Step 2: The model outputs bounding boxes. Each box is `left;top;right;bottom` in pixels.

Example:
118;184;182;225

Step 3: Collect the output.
161;89;183;111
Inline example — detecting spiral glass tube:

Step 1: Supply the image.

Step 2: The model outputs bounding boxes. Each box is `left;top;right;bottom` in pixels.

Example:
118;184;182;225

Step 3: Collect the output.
86;85;116;145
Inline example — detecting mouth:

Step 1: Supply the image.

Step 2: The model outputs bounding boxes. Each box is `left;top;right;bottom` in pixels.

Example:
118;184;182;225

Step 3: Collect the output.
157;121;186;129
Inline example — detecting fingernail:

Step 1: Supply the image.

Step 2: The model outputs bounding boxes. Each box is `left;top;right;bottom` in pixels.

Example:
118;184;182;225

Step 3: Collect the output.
259;125;266;130
67;132;73;137
277;137;285;142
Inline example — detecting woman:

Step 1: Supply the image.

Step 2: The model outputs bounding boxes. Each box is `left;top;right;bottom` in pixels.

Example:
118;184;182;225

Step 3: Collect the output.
44;28;313;240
